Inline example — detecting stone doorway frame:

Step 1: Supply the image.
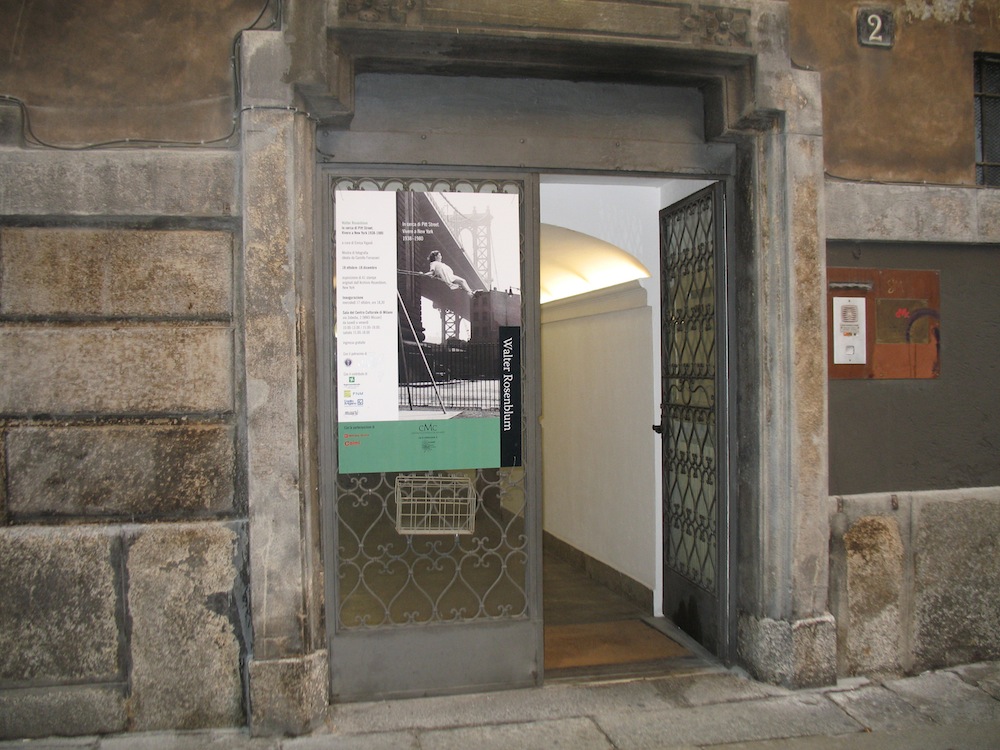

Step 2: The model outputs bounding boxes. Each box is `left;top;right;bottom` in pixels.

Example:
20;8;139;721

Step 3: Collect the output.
238;1;833;733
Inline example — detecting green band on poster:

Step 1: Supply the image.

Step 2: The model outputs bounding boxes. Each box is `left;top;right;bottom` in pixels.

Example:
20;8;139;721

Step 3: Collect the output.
339;418;501;473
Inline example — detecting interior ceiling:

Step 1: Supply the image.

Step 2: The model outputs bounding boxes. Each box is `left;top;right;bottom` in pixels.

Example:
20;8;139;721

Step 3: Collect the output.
538;174;687;303
540;223;650;304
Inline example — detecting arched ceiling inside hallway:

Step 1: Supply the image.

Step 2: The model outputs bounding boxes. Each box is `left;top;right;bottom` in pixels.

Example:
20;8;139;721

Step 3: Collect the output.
539;175;711;302
540;224;651;303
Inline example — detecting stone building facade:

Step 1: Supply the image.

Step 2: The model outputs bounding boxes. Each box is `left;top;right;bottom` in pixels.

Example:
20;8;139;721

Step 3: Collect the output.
0;0;998;738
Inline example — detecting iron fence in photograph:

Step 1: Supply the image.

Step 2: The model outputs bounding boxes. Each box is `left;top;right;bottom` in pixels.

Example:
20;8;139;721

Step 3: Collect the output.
399;341;500;412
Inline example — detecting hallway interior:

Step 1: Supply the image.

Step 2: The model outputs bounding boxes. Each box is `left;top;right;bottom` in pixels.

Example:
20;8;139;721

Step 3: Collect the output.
542;548;715;679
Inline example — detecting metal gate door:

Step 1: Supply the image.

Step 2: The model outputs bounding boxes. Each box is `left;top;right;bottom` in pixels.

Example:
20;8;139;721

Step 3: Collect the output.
318;170;542;700
658;183;732;658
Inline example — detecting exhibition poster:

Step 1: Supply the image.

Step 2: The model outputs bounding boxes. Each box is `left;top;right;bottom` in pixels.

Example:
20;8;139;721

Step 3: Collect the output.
335;189;522;473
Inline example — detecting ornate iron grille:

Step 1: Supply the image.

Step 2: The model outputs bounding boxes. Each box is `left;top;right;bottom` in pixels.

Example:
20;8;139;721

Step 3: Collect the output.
337;469;528;628
331;175;528;630
662;192;718;594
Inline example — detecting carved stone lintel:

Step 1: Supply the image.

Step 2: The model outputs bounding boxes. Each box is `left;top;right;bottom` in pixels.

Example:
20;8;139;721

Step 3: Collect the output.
683;6;751;48
342;0;418;24
338;2;751;50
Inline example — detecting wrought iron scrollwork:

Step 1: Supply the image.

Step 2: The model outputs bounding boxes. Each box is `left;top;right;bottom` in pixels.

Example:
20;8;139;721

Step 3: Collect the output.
662;192;718;593
336;469;528;629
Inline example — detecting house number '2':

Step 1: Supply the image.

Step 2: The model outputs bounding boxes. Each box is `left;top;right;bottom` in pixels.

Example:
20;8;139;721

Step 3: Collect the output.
858;8;894;48
867;14;884;42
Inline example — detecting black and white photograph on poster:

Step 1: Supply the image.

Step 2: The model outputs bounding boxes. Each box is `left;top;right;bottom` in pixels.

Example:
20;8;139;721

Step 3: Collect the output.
396;191;521;413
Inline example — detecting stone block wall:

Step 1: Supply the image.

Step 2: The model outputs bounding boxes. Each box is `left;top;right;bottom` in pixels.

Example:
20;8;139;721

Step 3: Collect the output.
830;488;1000;678
0;200;248;736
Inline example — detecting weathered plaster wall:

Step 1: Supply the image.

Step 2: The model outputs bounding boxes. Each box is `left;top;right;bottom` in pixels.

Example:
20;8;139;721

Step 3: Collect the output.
0;0;267;145
790;0;1000;184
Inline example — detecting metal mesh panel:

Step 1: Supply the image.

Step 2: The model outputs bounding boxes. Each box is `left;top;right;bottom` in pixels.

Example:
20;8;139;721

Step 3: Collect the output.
980;96;1000;164
975;55;1000;185
976;54;1000;95
661;192;718;594
395;474;477;534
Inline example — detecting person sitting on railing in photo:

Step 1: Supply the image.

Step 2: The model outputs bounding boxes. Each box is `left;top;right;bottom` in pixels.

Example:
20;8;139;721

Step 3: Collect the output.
425;250;475;296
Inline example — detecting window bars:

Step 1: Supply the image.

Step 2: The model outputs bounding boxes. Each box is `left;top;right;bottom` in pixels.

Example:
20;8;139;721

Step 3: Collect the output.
975;53;1000;186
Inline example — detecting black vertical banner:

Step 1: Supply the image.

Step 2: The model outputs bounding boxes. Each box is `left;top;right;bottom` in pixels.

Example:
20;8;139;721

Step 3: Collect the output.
499;325;522;467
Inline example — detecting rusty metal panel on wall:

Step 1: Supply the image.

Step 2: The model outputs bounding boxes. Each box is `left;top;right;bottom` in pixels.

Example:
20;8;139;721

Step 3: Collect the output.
828;267;940;379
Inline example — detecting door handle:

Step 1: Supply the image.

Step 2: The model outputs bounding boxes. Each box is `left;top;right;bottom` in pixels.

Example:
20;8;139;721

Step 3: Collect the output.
652;424;663;434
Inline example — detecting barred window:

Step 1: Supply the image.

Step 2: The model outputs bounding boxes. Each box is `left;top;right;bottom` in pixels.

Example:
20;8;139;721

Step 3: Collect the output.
975;54;1000;186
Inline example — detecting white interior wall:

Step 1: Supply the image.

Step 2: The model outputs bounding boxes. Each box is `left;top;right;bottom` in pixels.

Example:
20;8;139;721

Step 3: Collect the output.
540;283;656;592
539;177;712;613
